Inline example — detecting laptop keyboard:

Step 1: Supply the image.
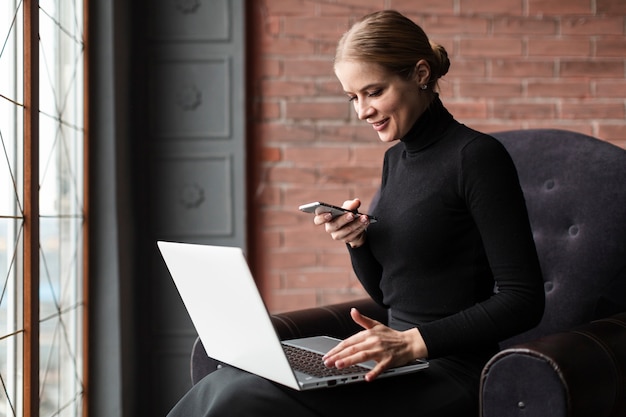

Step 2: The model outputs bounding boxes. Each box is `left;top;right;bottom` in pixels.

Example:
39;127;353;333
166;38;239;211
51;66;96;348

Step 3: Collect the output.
282;344;369;378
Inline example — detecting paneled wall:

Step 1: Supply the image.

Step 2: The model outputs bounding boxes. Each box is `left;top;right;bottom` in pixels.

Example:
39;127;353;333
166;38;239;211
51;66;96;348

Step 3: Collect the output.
137;0;246;414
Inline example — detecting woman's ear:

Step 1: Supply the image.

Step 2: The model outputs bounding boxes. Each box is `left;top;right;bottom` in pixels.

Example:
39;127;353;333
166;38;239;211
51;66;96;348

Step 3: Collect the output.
414;59;431;87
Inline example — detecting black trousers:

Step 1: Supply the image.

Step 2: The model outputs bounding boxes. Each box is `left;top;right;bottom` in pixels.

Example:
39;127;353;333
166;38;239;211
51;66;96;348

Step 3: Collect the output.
167;351;493;417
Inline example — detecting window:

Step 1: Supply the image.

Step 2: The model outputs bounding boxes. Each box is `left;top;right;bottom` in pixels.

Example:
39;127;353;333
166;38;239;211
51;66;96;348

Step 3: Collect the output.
0;1;86;416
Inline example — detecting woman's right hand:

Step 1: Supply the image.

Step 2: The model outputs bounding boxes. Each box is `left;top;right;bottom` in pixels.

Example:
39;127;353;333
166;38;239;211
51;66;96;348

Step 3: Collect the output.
313;198;370;248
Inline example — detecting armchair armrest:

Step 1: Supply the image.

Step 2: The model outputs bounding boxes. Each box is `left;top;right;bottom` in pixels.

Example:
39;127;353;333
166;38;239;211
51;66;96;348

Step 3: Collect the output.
480;312;626;417
191;298;386;385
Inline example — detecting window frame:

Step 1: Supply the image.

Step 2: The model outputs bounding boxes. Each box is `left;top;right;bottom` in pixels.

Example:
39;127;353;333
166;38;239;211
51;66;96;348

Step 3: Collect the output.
2;1;89;416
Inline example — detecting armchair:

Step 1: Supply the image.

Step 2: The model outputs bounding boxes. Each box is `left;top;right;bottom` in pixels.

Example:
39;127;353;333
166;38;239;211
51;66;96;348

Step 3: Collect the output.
190;129;626;417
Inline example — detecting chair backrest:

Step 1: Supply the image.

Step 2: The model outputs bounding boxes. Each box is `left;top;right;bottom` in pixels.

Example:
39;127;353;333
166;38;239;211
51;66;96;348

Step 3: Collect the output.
492;129;626;347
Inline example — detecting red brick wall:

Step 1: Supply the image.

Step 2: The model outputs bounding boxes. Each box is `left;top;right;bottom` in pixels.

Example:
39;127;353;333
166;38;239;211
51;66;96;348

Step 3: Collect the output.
246;0;626;312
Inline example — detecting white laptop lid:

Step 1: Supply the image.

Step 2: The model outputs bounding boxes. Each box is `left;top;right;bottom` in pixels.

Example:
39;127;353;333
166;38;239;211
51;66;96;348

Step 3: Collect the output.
157;241;301;390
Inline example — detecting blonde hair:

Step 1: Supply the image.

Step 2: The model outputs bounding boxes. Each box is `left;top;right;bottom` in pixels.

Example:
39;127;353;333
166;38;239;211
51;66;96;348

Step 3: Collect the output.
335;10;450;90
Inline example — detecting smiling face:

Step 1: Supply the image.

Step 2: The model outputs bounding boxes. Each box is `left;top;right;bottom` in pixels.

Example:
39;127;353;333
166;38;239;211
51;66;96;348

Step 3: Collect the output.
335;60;432;143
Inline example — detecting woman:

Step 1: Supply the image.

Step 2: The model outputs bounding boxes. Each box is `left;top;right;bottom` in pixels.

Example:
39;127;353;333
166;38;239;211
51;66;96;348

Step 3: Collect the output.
167;10;544;417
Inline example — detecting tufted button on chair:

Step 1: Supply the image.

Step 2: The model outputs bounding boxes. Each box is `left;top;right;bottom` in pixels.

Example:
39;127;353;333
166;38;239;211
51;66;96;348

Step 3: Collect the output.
189;129;626;417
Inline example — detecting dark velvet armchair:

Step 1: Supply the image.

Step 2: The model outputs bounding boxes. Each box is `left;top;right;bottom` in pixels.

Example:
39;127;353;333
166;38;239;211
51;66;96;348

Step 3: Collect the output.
190;129;626;417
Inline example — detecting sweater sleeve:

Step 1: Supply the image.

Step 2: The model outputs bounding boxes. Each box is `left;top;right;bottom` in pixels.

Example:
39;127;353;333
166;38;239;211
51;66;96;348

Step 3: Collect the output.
347;240;386;307
417;135;545;357
345;151;391;307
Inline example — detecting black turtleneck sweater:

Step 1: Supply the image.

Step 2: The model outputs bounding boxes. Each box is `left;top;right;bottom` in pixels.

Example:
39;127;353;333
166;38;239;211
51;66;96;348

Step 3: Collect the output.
348;97;545;359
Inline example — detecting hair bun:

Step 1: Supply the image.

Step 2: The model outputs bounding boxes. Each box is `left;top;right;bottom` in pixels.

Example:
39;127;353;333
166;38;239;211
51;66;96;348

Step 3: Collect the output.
430;41;450;78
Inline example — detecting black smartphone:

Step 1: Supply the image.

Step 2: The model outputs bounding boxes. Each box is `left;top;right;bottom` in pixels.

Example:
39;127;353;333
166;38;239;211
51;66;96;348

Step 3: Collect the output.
298;202;378;223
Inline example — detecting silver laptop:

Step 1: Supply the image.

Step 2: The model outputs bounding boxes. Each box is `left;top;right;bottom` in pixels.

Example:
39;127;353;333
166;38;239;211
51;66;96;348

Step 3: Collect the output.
157;241;428;390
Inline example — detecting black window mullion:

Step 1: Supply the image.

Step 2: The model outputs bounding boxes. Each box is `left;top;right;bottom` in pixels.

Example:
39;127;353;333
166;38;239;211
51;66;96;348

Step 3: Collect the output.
23;1;39;417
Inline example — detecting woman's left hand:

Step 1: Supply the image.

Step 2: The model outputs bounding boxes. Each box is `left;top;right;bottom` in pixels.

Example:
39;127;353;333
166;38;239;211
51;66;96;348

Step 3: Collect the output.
322;308;428;381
